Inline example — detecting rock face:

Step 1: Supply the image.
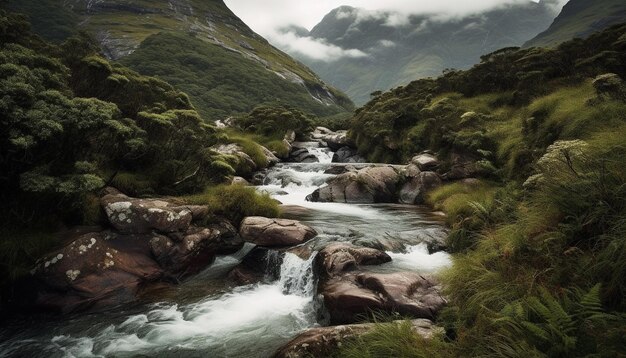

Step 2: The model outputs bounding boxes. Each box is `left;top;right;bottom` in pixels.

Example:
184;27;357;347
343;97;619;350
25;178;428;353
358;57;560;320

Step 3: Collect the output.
321;272;446;324
101;189;206;234
273;319;440;358
307;166;401;203
239;217;317;247
27;189;243;313
332;146;367;163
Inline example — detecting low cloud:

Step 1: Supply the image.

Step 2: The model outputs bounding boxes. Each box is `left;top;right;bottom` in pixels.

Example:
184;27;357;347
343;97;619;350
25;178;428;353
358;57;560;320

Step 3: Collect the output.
266;30;368;61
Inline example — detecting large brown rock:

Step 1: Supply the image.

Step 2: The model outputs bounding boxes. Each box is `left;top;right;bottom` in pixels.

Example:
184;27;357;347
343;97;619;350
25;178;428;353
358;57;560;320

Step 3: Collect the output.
316;243;391;279
29;231;163;313
307;166;401;203
29;220;242;312
150;220;243;278
273;319;440;358
239;217;317;247
101;188;207;234
321;272;446;324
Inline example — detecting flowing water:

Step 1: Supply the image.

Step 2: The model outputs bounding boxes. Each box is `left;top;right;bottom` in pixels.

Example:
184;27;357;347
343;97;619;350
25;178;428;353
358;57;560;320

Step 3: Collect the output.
0;145;451;358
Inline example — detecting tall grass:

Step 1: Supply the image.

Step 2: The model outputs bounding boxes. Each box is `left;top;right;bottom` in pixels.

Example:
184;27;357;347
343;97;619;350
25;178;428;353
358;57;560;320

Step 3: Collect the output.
337;320;453;358
180;184;280;225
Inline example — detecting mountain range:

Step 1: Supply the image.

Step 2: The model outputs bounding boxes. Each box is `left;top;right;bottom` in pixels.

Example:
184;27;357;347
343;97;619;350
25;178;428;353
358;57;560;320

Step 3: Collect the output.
282;1;560;104
4;0;353;120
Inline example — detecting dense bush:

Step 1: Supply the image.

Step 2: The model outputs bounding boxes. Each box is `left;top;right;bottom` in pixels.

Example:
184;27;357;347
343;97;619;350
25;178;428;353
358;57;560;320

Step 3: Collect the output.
235;105;314;140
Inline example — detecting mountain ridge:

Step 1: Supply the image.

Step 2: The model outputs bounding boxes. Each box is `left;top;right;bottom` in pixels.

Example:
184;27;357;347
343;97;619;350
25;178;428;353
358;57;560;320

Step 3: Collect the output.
284;1;559;104
524;0;626;47
4;0;354;119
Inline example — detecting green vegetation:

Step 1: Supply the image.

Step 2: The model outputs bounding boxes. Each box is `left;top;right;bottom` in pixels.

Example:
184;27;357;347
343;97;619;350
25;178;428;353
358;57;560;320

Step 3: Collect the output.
337;320;452;358
234;105;314;140
0;11;247;291
3;0;354;120
180;184;280;225
120;32;351;120
345;23;626;357
524;0;626;48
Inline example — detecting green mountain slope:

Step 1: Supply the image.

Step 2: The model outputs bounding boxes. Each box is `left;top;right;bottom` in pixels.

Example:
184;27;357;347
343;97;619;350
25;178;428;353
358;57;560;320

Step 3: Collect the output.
4;0;353;119
287;2;558;105
343;23;626;356
524;0;626;48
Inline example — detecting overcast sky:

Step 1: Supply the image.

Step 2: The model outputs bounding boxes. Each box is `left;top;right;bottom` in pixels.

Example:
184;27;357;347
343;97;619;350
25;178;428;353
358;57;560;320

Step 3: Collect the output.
223;0;568;61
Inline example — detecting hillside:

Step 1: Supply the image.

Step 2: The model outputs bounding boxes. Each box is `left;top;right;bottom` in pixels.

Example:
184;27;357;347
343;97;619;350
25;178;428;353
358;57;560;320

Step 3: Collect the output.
3;0;353;119
525;0;626;48
286;1;558;104
342;22;626;356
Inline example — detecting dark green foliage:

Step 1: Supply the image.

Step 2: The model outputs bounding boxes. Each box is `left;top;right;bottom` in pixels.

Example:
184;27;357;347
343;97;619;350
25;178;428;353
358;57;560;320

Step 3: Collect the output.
235;105;314;140
350;24;626;167
4;0;78;42
0;11;236;288
119;32;351;121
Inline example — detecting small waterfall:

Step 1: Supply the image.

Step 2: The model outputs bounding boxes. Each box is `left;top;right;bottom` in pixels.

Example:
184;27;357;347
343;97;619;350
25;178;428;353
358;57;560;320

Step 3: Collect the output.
277;253;317;297
308;147;334;163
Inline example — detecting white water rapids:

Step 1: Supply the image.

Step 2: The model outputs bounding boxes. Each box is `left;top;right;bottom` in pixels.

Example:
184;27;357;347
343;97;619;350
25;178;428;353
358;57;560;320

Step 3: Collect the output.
0;145;451;358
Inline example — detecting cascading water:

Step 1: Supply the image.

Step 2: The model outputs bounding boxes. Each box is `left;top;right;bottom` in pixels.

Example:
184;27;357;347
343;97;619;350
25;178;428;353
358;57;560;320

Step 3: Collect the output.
278;253;317;297
0;144;452;358
0;250;320;358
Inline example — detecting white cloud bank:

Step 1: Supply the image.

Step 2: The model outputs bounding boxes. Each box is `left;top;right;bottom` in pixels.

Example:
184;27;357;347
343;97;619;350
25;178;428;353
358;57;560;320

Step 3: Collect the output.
223;0;569;61
268;30;368;61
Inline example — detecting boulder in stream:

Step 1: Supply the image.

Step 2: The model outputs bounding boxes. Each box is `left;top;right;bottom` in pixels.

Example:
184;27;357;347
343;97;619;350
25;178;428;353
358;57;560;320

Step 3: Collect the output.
307;166;402;203
101;188;207;234
27;217;243;313
288;148;319;163
239;217;317;247
316;243;391;279
321;272;446;324
332;146;367;163
411;152;439;171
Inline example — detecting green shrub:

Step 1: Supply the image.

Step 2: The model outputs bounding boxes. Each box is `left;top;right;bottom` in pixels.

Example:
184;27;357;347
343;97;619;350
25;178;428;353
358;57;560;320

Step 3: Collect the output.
235;105;314;140
337;320;453;358
180;185;280;225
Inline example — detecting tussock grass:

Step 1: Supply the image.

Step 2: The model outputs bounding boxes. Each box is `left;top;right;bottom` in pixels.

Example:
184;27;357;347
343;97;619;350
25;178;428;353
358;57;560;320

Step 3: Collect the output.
337;320;453;358
180;184;280;225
